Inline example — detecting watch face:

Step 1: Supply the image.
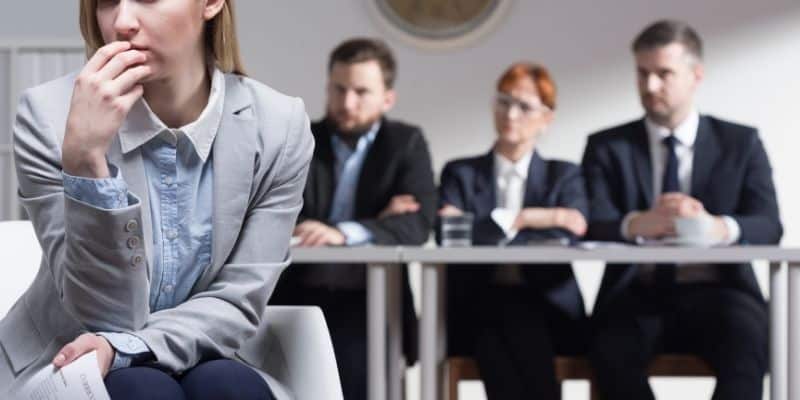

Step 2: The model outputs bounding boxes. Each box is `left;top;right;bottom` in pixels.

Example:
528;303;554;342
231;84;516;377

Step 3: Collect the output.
376;0;503;40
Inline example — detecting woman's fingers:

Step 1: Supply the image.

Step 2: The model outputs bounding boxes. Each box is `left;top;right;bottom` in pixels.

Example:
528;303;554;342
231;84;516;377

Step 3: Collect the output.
82;41;132;74
392;195;416;203
111;64;152;94
438;204;464;217
96;49;148;82
53;333;95;368
111;84;145;118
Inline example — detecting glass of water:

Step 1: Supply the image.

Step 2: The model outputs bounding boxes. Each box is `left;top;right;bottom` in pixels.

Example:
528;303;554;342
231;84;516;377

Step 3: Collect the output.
440;213;473;247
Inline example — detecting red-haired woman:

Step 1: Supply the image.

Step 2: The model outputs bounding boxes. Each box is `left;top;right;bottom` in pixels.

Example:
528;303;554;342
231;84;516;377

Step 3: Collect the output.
439;62;588;399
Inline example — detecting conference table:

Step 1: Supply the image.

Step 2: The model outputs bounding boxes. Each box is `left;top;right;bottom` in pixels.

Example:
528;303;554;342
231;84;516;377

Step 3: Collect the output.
291;245;800;400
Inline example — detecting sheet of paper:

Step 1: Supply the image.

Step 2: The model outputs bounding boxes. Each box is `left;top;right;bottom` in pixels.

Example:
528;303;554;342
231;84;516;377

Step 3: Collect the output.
14;351;110;400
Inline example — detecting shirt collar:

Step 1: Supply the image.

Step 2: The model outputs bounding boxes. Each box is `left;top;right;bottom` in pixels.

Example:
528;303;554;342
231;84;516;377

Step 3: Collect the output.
493;150;532;181
645;108;700;148
118;67;226;162
330;121;381;158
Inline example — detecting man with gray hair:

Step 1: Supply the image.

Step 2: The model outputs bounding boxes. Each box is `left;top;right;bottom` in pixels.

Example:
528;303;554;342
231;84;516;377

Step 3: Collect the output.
582;20;782;399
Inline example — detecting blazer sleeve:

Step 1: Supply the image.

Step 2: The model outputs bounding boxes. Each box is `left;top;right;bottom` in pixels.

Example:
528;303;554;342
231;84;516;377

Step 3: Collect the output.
357;129;437;245
512;163;589;245
438;161;465;210
556;164;590;219
130;98;314;372
581;135;627;242
730;132;783;244
13;89;151;333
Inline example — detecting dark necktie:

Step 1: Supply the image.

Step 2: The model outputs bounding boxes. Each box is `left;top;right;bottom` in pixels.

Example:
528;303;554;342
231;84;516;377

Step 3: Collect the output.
662;135;680;193
655;134;679;289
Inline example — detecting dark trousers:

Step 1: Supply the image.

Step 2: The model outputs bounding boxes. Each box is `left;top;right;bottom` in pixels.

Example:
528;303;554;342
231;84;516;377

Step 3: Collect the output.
590;283;768;400
270;287;369;400
472;286;586;400
104;359;273;400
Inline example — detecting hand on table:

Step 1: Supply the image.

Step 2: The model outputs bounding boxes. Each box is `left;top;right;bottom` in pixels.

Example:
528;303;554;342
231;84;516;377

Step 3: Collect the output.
293;220;346;247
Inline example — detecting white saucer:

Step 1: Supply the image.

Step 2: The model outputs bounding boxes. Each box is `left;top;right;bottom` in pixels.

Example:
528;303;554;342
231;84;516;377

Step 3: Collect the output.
660;236;717;247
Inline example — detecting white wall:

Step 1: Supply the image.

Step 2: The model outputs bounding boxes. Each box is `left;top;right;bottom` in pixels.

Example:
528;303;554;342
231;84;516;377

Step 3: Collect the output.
1;2;796;242
236;0;800;245
1;1;798;399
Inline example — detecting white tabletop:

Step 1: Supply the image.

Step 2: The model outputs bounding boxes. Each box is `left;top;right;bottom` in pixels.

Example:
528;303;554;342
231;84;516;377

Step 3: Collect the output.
291;245;800;264
402;245;800;263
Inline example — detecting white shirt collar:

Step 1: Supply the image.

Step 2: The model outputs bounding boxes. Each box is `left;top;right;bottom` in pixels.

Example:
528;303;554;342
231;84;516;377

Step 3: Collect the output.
644;108;700;148
493;150;533;181
118;67;226;162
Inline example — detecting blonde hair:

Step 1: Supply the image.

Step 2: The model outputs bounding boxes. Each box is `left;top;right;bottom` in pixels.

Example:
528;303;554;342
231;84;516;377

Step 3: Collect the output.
79;0;246;75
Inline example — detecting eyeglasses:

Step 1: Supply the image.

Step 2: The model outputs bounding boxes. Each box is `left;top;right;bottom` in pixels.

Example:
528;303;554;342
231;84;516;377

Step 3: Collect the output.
493;92;550;117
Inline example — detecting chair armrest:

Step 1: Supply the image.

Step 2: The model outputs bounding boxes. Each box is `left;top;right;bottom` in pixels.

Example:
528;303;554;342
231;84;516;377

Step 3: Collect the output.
262;306;343;400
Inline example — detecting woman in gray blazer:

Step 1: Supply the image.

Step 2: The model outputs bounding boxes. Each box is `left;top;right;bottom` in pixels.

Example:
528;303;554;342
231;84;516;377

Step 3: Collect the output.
0;1;312;399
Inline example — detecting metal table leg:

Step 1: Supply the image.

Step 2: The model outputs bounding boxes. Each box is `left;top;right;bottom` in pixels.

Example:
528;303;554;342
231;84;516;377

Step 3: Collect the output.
770;262;787;400
368;264;387;400
789;262;800;400
387;264;403;400
421;263;445;400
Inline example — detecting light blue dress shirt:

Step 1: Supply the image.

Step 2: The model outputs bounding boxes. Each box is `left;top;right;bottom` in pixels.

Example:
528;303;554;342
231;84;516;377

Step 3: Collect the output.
61;68;225;370
328;123;380;245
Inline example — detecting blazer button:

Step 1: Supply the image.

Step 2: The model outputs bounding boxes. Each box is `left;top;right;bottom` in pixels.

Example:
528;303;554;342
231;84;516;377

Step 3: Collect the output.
125;219;139;233
127;236;141;249
131;254;144;267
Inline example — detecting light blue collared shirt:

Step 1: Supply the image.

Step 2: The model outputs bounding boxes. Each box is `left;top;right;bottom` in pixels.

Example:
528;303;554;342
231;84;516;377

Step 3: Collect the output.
62;68;225;369
327;123;380;245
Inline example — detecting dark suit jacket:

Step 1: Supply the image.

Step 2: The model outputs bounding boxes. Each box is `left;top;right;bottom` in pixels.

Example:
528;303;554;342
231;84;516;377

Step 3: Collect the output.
582;115;783;319
279;117;437;364
439;150;589;355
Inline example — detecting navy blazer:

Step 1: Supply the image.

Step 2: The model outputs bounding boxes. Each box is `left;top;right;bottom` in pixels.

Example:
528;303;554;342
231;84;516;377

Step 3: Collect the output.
439;150;589;355
582;115;783;318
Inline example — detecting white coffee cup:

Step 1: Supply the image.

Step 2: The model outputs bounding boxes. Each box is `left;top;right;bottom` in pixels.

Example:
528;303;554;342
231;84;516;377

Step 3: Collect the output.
674;215;715;244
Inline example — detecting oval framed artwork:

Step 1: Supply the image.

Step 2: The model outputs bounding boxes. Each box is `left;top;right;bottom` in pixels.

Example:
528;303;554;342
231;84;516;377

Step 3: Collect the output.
367;0;514;49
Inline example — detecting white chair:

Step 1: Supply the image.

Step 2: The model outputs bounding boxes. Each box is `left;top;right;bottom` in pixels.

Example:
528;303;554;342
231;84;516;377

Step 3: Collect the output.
0;220;343;400
0;220;40;317
261;306;344;399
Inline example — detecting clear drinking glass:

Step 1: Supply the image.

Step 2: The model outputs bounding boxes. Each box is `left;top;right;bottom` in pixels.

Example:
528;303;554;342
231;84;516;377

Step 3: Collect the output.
440;213;473;247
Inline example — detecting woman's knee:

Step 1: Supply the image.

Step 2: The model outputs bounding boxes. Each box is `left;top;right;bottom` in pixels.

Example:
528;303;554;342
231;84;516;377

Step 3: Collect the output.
181;359;272;400
105;367;185;400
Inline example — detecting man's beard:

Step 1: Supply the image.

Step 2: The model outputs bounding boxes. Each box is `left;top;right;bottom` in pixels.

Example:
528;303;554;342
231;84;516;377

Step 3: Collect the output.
329;113;381;137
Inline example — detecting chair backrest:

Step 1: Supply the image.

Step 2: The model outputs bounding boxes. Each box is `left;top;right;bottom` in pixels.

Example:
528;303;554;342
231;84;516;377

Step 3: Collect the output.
262;306;344;400
0;220;41;317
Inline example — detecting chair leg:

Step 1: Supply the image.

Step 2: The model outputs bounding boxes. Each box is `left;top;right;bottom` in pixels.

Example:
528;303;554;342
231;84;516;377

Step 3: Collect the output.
448;362;459;400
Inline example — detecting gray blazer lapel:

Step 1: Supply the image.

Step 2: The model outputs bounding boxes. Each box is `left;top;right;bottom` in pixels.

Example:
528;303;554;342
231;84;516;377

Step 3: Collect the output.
107;135;153;279
195;75;256;290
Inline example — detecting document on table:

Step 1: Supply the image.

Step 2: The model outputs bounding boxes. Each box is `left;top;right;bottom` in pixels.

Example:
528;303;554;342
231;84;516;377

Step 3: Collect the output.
13;351;110;400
